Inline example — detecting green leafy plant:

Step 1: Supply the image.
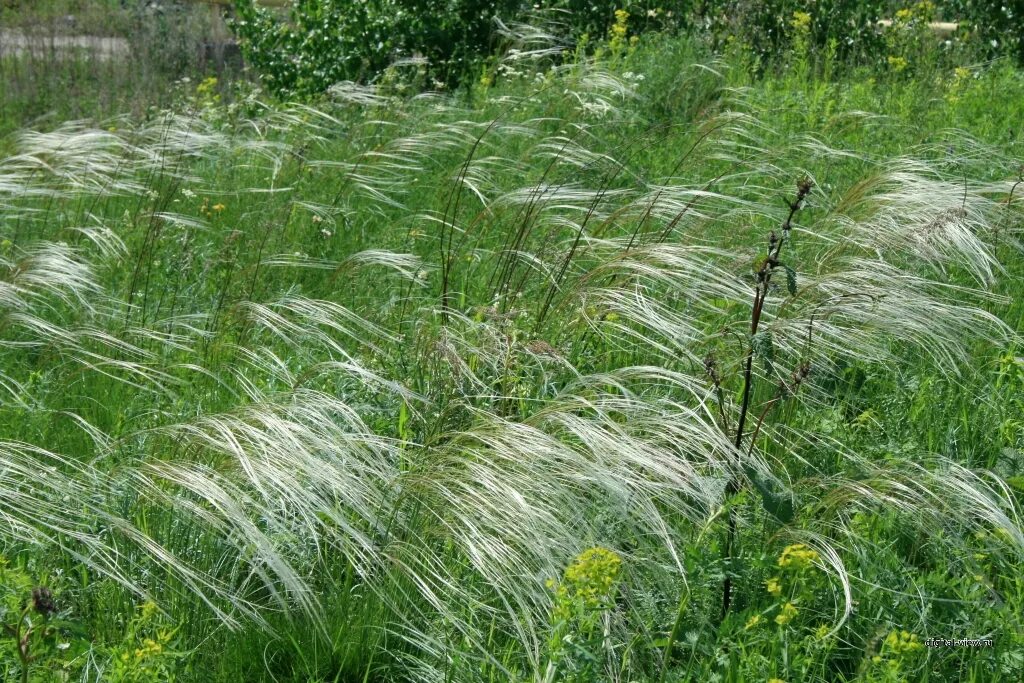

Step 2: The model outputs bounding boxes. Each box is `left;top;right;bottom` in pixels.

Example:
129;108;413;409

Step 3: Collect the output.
105;601;181;683
1;558;66;683
544;547;623;681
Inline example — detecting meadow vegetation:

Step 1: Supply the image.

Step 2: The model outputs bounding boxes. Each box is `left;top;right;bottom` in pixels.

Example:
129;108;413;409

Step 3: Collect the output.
1;2;1023;681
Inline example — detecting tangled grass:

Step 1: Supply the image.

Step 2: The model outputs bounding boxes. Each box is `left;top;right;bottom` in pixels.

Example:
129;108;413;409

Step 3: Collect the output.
1;49;1023;681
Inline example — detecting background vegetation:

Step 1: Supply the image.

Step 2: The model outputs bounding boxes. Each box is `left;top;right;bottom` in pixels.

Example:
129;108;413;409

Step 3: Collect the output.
0;1;1023;681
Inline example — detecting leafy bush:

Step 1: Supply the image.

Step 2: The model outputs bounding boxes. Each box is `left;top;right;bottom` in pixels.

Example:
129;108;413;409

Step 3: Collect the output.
697;0;889;68
231;0;695;98
944;0;1024;64
231;0;541;97
230;0;397;98
542;0;688;39
695;0;1024;70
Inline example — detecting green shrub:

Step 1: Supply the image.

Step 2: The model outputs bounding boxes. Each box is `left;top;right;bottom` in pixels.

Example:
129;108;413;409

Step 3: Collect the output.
230;0;696;98
944;0;1024;65
231;0;539;97
697;0;888;69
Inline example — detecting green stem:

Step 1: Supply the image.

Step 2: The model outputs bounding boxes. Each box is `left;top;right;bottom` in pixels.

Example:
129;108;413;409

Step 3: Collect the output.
658;586;691;683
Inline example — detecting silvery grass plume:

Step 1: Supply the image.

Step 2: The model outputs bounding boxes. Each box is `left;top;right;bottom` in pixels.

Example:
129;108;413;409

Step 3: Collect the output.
0;61;1021;683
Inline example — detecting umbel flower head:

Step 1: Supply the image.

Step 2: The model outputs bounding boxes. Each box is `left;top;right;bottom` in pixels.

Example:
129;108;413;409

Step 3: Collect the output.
549;546;623;622
778;543;819;570
884;629;924;655
775;602;798;625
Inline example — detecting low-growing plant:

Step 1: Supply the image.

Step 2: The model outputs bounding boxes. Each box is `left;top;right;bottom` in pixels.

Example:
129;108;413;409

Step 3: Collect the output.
0;558;69;683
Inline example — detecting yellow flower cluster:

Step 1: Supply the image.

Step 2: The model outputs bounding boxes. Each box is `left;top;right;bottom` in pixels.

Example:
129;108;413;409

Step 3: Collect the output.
778;543;818;570
195;76;221;106
609;9;629;54
884;630;923;655
775;601;798;625
196;76;218;97
887;55;909;72
140;600;159;621
200;198;227;218
790;11;811;32
549;546;622;621
744;614;762;630
134;638;163;660
765;576;782;597
894;1;936;24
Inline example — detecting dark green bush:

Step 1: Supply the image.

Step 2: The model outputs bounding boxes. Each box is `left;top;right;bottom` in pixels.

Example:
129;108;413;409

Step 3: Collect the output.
944;0;1024;65
230;0;694;98
230;0;1024;99
694;0;1024;71
231;0;398;98
541;0;689;39
696;0;889;68
232;0;545;97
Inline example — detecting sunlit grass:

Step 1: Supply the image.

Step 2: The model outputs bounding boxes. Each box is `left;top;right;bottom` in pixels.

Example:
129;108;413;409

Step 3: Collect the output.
0;32;1023;682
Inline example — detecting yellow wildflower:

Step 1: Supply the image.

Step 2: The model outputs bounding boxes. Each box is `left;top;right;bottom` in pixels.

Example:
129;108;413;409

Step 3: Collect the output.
140;600;159;621
895;8;913;22
778;543;819;570
609;9;629;54
765;576;783;597
790;11;812;32
768;679;787;683
888;56;909;72
775;602;798;625
552;546;622;622
212;203;226;212
745;614;762;630
884;629;923;655
196;76;218;96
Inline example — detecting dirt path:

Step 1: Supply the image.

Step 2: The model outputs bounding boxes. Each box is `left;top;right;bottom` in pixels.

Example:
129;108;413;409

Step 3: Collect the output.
0;30;129;60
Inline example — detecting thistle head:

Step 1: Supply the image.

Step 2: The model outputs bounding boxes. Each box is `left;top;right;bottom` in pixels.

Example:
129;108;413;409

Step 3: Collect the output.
796;176;814;202
703;353;721;387
30;586;56;617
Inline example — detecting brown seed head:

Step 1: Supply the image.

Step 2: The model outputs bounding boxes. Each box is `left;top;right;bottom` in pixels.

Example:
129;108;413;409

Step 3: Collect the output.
31;587;56;617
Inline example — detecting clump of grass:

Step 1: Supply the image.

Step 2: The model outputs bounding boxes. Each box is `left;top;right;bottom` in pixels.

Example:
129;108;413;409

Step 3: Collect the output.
0;35;1022;682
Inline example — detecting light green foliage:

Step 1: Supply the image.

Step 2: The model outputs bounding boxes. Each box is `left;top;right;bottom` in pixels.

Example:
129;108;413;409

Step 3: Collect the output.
104;602;180;683
545;547;624;680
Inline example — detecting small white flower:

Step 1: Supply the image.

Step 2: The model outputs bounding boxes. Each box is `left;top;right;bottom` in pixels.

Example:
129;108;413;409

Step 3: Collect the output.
320;229;333;238
181;188;196;199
